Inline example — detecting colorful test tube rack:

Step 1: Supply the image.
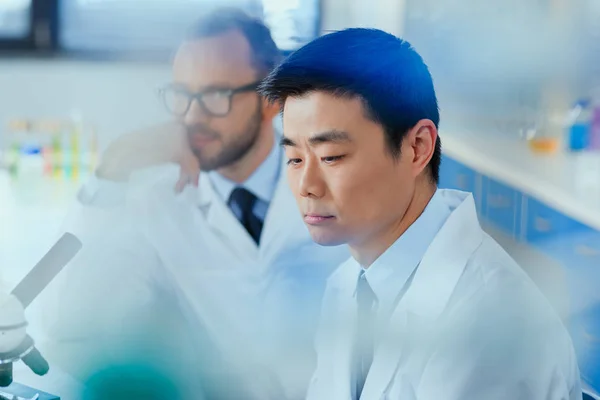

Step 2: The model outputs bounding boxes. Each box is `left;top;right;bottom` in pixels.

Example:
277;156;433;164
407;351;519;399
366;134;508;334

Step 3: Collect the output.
3;118;99;181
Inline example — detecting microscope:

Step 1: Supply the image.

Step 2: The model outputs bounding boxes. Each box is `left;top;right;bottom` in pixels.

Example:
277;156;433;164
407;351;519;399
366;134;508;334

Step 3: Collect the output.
0;233;82;400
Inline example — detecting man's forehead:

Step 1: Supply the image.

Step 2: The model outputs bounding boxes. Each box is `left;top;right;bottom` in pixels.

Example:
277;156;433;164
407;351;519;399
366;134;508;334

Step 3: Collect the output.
283;93;365;126
173;30;256;84
282;94;372;142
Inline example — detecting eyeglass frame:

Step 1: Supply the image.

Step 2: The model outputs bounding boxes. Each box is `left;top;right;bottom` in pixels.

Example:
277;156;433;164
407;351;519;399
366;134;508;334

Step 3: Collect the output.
157;81;261;118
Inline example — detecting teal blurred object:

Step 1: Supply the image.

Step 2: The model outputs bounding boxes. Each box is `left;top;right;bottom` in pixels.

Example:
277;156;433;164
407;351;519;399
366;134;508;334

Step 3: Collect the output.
81;363;183;400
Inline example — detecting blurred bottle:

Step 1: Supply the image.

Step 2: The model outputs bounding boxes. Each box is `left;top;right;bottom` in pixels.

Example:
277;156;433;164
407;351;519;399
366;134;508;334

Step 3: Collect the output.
566;99;592;152
51;132;62;178
573;93;600;195
71;123;80;181
14;145;44;205
3;120;27;177
88;128;98;173
6;142;20;178
61;124;72;179
528;85;568;155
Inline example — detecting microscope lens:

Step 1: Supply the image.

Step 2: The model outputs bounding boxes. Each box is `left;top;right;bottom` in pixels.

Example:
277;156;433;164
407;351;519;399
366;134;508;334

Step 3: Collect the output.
0;362;12;387
21;347;49;376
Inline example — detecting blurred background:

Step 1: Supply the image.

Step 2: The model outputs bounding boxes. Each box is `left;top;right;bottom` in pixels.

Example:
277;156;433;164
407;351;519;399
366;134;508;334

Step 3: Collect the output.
0;0;599;397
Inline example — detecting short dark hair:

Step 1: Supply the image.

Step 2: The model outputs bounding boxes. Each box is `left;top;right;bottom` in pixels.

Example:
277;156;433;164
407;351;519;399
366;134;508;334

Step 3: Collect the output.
259;28;442;183
186;8;281;77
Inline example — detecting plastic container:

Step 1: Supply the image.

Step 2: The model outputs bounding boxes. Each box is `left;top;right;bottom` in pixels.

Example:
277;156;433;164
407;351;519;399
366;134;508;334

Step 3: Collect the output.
528;137;560;154
567;99;592;151
12;146;45;205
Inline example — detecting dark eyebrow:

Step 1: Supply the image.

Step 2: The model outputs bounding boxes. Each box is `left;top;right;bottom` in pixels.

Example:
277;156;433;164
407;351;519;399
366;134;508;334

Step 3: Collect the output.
280;136;296;147
280;130;351;148
308;130;351;146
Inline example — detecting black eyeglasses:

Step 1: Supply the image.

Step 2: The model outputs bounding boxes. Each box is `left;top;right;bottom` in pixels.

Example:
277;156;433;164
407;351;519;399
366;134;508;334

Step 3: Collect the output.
157;81;260;117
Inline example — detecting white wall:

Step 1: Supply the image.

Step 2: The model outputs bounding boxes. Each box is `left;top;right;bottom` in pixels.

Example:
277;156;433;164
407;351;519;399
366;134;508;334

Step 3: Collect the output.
321;0;407;36
0;0;409;152
0;59;171;149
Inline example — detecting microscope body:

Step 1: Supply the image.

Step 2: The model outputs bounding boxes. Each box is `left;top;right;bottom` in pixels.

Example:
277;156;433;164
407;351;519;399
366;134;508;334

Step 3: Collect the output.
0;233;81;398
0;292;48;388
0;293;27;353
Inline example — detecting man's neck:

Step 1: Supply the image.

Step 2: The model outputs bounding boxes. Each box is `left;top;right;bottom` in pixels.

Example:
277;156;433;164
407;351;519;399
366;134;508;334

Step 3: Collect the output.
218;126;275;184
350;182;437;268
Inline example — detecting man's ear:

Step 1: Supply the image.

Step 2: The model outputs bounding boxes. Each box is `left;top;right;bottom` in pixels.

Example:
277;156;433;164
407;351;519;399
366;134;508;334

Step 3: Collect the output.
407;119;438;179
261;97;280;122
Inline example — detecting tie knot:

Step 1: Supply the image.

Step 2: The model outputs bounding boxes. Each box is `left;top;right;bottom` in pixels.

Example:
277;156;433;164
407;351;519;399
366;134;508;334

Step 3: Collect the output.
228;187;258;210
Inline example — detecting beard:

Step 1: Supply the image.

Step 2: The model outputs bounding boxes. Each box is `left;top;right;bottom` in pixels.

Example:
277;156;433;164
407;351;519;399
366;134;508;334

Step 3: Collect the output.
186;103;262;172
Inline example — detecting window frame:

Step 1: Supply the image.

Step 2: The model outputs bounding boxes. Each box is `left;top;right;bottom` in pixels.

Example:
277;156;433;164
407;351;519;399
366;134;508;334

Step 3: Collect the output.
0;0;58;52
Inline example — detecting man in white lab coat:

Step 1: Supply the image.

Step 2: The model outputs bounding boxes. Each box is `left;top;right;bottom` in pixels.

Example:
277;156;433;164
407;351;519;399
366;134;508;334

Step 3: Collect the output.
259;28;582;399
41;9;348;399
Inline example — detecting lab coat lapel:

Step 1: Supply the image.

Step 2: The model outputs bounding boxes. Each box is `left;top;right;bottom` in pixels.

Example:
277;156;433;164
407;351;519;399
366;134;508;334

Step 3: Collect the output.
318;269;357;400
331;324;356;400
197;173;259;259
361;193;485;400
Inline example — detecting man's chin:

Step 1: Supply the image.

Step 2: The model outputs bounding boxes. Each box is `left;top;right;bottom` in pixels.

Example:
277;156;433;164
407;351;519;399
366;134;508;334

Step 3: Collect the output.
308;229;347;247
196;153;226;172
195;144;251;172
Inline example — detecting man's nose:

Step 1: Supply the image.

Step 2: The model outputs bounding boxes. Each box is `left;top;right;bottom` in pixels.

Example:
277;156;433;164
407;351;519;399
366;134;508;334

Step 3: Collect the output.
299;158;326;199
183;98;210;125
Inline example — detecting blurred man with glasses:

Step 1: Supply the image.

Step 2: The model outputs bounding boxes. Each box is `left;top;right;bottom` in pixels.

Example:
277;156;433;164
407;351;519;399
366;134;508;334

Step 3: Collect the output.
41;8;348;400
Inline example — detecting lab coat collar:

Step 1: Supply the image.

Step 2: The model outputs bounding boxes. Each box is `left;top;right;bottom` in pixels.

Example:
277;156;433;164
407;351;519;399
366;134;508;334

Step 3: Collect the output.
361;189;485;400
401;190;483;320
357;189;452;316
196;172;259;257
197;171;216;208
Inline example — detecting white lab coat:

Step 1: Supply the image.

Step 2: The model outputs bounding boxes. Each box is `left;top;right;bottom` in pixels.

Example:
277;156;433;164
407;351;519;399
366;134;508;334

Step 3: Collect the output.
39;160;349;399
307;190;582;400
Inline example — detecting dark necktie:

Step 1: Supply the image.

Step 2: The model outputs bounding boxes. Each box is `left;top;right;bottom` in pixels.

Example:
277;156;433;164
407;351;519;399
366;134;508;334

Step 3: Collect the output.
228;187;263;245
354;271;376;399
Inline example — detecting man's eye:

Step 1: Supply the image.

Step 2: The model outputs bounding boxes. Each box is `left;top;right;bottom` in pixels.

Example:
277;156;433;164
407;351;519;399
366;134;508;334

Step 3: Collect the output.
322;155;345;164
286;158;303;166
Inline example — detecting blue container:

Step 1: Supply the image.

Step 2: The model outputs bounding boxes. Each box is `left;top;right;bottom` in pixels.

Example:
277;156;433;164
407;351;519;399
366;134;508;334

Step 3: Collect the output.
569;123;591;151
568;100;592;151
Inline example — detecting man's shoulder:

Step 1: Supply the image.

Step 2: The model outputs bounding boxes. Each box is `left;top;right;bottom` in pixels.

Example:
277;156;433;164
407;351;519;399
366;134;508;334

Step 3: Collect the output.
447;232;573;345
437;235;580;390
449;233;576;359
459;233;542;303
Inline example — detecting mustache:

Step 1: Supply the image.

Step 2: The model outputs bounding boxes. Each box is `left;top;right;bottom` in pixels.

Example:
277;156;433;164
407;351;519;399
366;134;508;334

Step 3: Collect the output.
185;124;220;139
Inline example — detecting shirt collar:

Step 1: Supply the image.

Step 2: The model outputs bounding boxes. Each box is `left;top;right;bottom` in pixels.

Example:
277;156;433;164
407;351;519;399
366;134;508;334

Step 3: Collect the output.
208;139;281;204
354;189;452;312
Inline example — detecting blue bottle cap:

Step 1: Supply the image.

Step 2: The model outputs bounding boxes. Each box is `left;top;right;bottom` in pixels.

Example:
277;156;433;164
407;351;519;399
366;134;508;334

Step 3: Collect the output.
577;99;591;108
20;146;41;155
